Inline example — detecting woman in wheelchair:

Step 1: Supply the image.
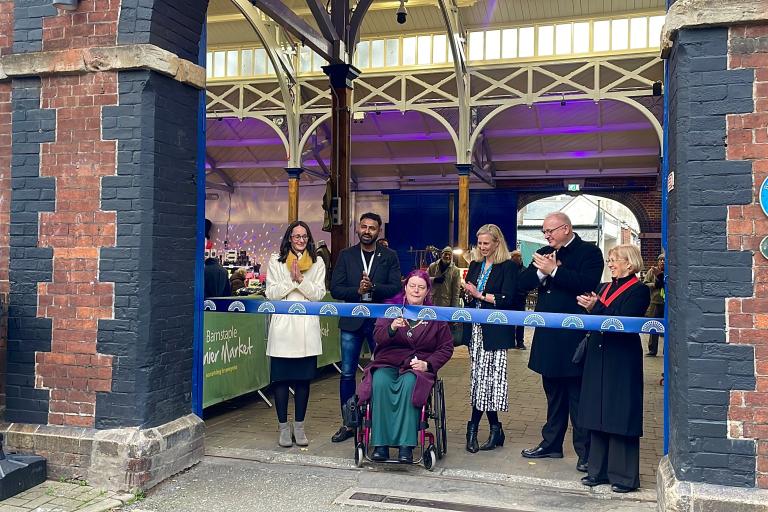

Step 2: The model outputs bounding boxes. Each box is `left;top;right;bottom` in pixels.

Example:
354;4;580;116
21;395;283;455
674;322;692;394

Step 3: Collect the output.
357;270;454;463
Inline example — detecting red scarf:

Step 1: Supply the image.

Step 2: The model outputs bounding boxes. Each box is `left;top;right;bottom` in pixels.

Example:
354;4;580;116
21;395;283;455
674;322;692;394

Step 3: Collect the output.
599;276;639;307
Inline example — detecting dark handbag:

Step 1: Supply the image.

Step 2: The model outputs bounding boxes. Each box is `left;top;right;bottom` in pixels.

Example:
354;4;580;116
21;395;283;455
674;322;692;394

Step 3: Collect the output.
572;333;590;364
342;395;360;429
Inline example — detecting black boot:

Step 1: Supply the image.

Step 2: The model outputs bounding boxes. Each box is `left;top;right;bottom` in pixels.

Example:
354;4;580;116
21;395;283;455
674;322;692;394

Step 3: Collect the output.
479;423;505;451
465;422;479;453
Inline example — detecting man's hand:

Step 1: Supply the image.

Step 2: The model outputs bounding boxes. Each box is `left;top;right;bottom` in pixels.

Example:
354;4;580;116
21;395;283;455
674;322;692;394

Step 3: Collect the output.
358;273;372;295
533;252;557;276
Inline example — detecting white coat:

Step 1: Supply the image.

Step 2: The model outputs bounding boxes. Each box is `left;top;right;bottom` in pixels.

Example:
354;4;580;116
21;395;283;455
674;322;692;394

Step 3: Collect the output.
265;253;326;358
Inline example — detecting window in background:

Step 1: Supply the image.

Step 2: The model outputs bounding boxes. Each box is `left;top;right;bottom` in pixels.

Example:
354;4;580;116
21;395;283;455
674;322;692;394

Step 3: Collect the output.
468;31;484;60
593;20;610;52
403;36;417;65
501;28;518;58
538;25;554;56
519;26;535;57
611;18;629;50
630;17;648;49
485;30;501;60
555;24;572;55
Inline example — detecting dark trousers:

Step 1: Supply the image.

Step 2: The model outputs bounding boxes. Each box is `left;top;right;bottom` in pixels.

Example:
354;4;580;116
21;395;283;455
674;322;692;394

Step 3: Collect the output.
339;322;375;410
588;430;640;489
514;325;525;346
540;376;590;460
647;303;664;355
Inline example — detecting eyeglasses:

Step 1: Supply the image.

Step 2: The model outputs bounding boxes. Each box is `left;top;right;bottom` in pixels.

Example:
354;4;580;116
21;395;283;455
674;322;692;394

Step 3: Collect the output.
541;224;566;236
291;234;309;241
606;257;628;264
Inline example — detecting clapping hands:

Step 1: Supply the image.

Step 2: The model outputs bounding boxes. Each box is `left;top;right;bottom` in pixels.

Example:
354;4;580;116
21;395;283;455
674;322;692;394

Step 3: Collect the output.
576;292;598;312
533;252;558;276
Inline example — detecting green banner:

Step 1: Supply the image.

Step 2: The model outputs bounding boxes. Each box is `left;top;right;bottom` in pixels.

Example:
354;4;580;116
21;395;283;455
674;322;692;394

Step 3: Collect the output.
203;295;342;408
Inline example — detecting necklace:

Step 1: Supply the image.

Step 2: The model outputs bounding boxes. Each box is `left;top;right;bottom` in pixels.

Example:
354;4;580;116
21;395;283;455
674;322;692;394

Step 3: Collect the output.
406;319;425;338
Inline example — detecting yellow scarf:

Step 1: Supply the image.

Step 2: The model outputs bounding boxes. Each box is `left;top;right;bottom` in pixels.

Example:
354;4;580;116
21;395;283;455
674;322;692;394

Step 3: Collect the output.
285;250;313;273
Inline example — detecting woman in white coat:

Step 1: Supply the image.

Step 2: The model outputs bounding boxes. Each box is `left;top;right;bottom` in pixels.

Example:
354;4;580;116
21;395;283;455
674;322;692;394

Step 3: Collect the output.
266;220;326;447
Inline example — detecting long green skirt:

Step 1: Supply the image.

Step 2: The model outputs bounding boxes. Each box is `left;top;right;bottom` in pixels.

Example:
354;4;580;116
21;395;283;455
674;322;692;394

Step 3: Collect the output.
371;367;420;447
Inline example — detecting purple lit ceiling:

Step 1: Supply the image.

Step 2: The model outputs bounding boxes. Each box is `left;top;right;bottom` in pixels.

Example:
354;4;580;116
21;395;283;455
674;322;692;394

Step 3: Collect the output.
205;98;661;187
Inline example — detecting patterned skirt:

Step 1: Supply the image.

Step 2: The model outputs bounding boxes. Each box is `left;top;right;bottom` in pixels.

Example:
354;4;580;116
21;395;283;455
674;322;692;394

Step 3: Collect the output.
469;324;509;411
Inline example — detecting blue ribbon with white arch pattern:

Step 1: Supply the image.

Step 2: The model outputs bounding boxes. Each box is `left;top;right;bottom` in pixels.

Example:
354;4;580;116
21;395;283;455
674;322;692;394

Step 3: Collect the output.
204;298;665;334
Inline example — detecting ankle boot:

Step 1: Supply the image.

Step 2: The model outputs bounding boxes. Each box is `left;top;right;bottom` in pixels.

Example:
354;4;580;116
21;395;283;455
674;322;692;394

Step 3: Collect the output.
479;423;505;450
293;421;309;446
465;422;479;453
278;422;293;447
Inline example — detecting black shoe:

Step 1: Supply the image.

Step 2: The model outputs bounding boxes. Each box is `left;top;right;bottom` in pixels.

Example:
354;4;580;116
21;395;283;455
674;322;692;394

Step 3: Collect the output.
576;459;588;473
479;423;505;451
331;426;354;443
521;444;564;459
372;446;388;462
398;446;413;464
465;422;479;453
581;476;609;487
646;352;657;357
516;344;526;350
611;484;636;493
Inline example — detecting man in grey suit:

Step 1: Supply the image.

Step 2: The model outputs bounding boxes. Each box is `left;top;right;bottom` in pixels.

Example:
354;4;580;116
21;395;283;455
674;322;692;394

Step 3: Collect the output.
329;212;401;442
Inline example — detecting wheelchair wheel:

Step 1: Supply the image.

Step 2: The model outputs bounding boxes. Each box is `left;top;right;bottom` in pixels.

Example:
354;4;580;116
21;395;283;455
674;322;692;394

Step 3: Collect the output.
423;445;437;471
354;443;365;468
433;379;447;459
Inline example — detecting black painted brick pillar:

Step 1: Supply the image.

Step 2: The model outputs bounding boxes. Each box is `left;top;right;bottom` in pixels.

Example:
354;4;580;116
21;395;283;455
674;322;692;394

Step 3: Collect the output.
97;70;199;429
666;27;758;487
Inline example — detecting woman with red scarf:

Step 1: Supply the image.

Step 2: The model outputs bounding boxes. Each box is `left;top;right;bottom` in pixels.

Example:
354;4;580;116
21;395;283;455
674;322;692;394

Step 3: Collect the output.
575;244;650;493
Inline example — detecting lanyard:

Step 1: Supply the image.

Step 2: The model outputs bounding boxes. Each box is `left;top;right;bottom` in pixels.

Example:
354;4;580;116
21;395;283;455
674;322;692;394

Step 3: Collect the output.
360;248;376;276
599;276;639;307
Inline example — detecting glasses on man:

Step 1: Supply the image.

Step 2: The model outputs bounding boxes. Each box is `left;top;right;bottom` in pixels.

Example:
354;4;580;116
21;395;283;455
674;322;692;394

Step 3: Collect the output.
541;224;566;236
291;234;309;241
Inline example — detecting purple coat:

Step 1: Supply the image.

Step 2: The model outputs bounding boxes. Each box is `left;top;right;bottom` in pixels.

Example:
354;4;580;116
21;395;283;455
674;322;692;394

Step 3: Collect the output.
357;317;454;407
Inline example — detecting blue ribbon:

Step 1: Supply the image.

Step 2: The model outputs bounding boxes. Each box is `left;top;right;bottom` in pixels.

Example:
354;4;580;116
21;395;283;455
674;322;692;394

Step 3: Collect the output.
205;298;665;335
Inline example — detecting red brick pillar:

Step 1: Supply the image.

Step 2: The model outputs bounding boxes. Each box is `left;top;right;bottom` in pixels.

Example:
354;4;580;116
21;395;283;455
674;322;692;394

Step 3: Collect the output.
726;23;768;490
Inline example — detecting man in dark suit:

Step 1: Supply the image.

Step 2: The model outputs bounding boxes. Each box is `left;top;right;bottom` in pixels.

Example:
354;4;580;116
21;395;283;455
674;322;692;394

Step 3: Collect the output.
329;212;401;442
518;212;603;472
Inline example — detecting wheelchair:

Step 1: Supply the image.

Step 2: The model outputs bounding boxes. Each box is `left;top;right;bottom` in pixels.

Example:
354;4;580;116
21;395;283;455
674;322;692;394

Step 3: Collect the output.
349;377;447;471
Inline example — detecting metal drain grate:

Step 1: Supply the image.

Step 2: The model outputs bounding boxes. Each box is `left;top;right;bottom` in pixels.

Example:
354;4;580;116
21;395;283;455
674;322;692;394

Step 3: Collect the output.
345;491;527;512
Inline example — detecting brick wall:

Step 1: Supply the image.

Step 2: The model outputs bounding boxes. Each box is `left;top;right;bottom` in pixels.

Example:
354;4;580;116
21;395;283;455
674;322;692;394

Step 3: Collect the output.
13;0;56;53
0;0;12;411
666;27;758;487
35;73;118;427
41;0;118;51
7;78;56;424
96;70;198;429
725;23;768;490
118;0;208;62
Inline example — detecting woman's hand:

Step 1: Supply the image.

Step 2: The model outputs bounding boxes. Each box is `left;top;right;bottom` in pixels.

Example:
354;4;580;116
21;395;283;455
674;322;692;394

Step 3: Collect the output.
390;317;407;330
291;260;303;283
576;292;598;312
410;357;428;372
462;282;482;300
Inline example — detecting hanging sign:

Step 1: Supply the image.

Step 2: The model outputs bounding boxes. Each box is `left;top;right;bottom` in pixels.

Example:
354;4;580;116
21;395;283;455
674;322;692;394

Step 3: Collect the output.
760;177;768;217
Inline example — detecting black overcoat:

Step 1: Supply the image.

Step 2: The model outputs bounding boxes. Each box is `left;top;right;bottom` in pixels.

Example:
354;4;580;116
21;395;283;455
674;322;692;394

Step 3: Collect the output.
518;234;604;377
461;259;518;350
577;277;650;437
329;243;401;332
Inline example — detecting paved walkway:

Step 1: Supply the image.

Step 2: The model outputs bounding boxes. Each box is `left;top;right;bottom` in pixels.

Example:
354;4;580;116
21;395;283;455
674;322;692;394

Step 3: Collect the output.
0;480;134;512
204;331;665;491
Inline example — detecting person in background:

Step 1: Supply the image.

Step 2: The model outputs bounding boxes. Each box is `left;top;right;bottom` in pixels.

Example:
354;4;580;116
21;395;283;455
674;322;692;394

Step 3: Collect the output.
428;246;460;308
330;212;401;443
229;268;247;294
509;250;528;350
576;244;650;493
265;221;326;448
204;239;231;298
518;212;603;473
644;253;665;356
357;270;454;463
461;224;519;454
377;238;389;248
316;240;332;290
